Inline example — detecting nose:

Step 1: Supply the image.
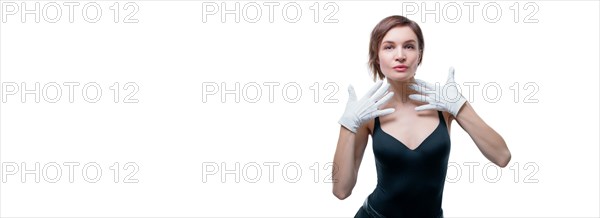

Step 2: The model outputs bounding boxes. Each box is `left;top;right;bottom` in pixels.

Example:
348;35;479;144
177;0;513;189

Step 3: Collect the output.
395;49;406;63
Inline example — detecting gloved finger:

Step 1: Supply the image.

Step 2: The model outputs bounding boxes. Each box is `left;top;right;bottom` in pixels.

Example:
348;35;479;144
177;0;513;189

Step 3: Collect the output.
374;91;394;108
372;108;395;118
414;79;436;91
348;85;357;102
408;84;428;94
446;67;456;83
409;94;434;104
370;79;390;101
415;104;440;112
364;80;384;99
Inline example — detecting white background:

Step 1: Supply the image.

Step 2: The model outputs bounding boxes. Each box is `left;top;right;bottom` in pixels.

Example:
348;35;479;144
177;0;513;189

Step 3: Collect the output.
0;0;599;217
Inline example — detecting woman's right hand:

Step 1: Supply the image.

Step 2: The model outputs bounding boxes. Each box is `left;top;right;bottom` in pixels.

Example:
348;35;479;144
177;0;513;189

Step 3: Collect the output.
338;79;395;133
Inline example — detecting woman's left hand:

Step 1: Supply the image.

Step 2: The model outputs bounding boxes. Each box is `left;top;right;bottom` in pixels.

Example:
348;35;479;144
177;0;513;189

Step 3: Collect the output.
408;67;467;117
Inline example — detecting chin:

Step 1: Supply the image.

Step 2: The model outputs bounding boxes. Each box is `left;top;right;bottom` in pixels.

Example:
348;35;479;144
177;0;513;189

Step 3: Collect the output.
384;72;415;82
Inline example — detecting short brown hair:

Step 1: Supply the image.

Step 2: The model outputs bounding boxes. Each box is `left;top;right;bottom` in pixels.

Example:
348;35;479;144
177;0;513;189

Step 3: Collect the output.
368;15;424;81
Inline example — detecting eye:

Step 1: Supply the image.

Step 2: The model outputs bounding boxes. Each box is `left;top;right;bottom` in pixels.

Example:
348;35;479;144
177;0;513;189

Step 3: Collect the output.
404;44;416;50
383;45;394;50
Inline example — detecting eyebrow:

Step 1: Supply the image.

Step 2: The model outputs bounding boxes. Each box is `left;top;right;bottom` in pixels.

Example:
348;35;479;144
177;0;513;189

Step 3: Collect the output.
382;39;417;44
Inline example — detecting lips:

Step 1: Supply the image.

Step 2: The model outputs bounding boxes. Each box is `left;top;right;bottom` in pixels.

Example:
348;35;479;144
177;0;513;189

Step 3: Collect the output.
393;65;408;72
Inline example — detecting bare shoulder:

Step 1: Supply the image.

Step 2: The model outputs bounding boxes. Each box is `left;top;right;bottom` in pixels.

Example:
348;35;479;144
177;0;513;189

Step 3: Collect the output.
442;111;453;130
367;118;375;136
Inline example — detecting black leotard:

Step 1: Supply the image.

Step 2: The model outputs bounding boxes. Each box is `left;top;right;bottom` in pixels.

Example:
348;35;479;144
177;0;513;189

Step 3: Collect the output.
364;111;450;217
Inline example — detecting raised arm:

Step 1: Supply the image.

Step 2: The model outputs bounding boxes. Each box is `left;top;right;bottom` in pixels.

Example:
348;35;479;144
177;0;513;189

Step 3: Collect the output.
454;102;511;167
332;79;395;200
409;67;511;167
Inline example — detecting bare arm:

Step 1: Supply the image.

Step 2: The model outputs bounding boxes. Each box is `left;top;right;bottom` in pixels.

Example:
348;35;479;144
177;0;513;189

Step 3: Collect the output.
332;124;369;200
454;102;511;167
332;79;393;199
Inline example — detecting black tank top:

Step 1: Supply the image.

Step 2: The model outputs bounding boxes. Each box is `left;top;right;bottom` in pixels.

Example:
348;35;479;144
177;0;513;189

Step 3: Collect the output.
367;111;450;217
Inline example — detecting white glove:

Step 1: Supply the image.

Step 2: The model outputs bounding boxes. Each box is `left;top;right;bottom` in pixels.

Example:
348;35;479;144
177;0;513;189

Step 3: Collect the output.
408;67;467;117
339;79;395;133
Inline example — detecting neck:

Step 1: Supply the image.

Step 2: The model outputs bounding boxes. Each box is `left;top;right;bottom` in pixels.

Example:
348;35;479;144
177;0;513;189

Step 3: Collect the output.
386;78;418;105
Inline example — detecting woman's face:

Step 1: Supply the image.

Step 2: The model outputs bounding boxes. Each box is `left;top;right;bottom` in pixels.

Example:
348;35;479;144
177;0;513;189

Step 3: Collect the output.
378;26;421;82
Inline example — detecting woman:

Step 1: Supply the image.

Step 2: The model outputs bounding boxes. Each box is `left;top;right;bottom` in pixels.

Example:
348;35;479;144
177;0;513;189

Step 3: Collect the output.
332;15;511;218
